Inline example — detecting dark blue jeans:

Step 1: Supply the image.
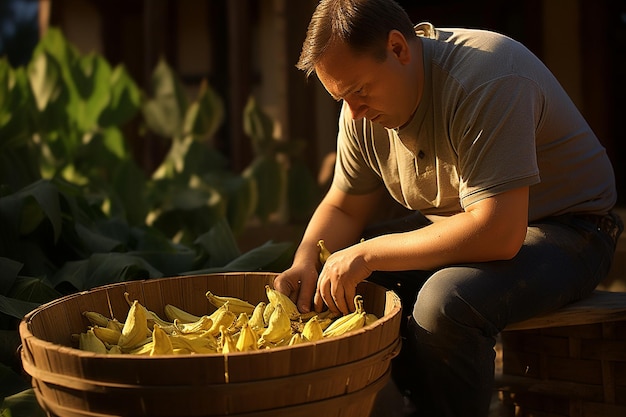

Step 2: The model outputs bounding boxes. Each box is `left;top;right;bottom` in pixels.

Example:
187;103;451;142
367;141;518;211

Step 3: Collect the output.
366;211;623;417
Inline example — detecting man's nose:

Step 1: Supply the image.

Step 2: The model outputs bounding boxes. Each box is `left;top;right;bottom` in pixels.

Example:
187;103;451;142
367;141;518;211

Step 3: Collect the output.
345;98;368;120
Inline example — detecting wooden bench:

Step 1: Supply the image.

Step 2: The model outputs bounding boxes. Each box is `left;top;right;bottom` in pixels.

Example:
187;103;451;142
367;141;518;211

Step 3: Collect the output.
495;290;626;417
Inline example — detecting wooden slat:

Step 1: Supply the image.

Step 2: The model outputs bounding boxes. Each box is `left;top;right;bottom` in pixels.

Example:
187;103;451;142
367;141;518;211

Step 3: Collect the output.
495;373;605;402
505;291;626;331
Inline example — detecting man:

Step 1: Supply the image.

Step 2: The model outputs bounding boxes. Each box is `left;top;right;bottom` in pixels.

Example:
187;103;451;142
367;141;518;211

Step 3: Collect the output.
274;0;622;416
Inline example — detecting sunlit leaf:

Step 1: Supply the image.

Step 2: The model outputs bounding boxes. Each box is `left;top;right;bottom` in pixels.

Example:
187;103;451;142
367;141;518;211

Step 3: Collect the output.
142;59;188;138
27;51;62;112
243;96;274;154
148;185;226;245
183;79;224;142
73;127;130;185
0;61;36;151
98;64;141;127
151;135;194;180
33;27;79;68
71;54;112;132
242;154;286;223
0;59;10;124
98;126;127;159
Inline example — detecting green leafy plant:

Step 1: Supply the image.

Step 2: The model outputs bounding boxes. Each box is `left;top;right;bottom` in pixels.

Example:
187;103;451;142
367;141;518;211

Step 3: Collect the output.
0;28;322;416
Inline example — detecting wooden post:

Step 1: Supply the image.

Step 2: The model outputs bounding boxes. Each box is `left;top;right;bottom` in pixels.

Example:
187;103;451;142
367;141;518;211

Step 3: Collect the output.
227;0;253;172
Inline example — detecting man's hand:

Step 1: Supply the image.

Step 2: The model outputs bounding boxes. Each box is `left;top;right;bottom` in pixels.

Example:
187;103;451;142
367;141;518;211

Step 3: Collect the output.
274;185;385;315
273;263;319;313
315;243;373;315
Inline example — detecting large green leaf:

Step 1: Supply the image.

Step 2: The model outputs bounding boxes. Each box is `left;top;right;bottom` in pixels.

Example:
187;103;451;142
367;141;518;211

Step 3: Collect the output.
185;241;294;274
142;59;188;138
183;141;230;180
149;205;224;245
54;178;119;231
127;222;197;276
210;173;257;236
27;51;62;112
193;217;241;268
287;159;321;222
69;54;112;132
0;365;31;401
0;148;41;195
7;277;61;304
33;28;84;132
183;79;224;142
0;180;62;242
0;295;40;320
0;59;11;127
110;159;149;226
147;177;227;244
0;61;41;189
46;259;86;290
243;96;274;154
0;240;57;282
125;248;196;278
0;330;22;374
242;154;286;223
29;48;77;168
74;222;125;253
73;127;131;185
18;196;45;236
152;137;230;183
0;388;47;417
0;61;36;152
98;64;141;127
0;259;22;295
151;135;194;180
32;27;79;70
220;240;293;272
50;253;163;291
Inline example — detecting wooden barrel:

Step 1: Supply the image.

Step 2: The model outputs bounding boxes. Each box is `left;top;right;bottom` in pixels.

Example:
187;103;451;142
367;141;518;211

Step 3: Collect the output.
19;272;402;417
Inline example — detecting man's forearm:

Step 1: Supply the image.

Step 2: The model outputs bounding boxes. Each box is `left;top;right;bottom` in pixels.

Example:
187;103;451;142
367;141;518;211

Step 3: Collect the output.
362;188;529;272
294;201;365;268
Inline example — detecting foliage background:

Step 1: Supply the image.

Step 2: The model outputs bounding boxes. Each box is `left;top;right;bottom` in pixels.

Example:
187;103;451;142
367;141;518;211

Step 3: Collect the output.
0;28;320;416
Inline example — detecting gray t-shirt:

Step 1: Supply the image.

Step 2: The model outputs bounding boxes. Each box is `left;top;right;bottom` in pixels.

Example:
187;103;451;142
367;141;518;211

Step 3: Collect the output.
333;23;616;221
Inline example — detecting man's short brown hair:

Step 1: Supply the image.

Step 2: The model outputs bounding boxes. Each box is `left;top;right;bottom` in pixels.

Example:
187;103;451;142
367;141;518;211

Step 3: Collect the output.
296;0;417;78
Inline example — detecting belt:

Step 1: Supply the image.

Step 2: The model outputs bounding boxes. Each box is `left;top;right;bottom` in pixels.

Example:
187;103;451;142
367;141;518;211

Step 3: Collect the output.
576;211;624;245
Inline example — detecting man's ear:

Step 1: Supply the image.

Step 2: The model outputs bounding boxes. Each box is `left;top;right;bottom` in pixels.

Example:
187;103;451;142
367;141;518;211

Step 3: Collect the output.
388;30;411;64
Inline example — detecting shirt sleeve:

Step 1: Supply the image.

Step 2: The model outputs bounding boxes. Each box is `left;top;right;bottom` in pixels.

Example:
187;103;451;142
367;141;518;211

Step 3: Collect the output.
452;75;543;208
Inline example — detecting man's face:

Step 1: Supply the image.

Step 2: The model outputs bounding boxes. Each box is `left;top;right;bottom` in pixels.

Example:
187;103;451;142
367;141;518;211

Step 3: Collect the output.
314;36;418;129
